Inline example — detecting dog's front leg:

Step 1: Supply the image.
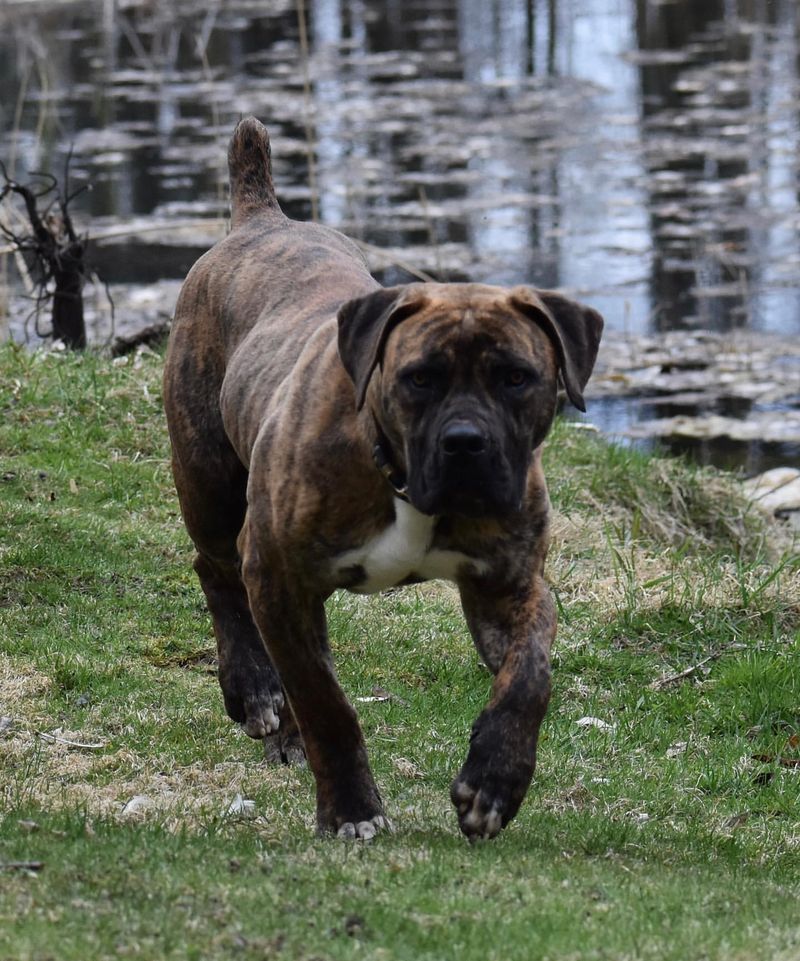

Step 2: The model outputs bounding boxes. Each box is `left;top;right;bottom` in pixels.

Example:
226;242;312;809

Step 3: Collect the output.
240;529;388;839
452;575;555;840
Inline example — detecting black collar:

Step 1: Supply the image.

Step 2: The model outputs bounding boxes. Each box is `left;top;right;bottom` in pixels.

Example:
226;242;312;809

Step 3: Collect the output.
371;420;410;502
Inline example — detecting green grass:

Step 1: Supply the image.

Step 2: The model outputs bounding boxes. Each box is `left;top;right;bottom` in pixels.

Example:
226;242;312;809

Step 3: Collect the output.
0;342;798;961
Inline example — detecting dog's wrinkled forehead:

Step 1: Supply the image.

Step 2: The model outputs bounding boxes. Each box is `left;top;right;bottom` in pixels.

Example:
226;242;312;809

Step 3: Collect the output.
382;287;546;367
337;281;604;411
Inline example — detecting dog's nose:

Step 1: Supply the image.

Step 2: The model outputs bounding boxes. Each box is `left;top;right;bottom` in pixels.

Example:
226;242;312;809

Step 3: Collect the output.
440;421;487;456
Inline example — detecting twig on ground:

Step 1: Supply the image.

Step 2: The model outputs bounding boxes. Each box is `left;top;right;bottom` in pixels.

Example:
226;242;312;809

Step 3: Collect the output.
650;643;748;689
37;731;106;750
110;321;170;357
0;861;44;873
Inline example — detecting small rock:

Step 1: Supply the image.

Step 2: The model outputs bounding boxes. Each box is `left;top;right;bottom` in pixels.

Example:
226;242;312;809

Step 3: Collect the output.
224;794;257;818
576;716;616;732
723;812;750;829
120;795;153;817
393;756;424;779
743;468;800;514
345;914;365;937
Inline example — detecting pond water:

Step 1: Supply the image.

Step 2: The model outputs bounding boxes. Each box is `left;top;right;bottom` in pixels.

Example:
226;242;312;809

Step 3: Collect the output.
1;0;799;471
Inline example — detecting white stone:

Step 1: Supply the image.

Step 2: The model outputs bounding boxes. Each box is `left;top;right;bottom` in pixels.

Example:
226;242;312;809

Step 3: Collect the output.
744;468;800;514
224;794;256;818
576;716;616;732
120;795;153;816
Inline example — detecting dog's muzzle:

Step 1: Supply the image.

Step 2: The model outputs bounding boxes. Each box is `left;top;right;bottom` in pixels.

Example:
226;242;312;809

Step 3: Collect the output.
409;417;521;518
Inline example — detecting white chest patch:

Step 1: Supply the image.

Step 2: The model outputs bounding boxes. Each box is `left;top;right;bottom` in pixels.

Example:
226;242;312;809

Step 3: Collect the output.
334;499;488;594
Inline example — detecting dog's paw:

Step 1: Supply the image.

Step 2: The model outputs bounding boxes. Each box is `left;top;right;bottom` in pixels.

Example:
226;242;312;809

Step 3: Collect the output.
220;655;285;739
450;778;507;840
335;815;393;841
239;689;284;739
263;724;306;766
316;778;389;840
450;719;536;841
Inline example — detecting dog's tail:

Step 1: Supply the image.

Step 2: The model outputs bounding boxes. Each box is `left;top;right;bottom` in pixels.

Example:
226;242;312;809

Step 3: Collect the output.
228;117;282;228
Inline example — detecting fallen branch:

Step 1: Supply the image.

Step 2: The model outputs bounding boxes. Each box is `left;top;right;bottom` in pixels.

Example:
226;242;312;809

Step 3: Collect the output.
0;861;44;873
110;321;170;357
650;643;748;690
37;731;106;750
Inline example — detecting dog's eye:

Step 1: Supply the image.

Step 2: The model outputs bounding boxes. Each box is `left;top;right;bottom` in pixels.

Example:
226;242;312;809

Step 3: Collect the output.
505;370;530;388
409;371;432;389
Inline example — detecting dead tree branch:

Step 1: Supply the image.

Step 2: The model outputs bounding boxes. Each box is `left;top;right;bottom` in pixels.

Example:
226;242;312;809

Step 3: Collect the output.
0;153;96;348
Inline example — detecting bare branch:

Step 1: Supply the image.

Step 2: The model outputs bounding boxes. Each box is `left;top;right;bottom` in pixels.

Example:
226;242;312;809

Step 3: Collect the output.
0;159;100;348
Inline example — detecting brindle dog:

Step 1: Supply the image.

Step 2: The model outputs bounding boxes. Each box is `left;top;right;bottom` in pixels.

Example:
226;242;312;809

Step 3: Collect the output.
163;117;603;840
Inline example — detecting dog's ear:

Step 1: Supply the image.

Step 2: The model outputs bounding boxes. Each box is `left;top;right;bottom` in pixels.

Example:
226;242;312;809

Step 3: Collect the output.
337;285;428;409
509;287;604;412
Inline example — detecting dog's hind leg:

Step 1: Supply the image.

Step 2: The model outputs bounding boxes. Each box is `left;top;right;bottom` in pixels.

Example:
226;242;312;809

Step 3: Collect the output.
193;547;280;734
164;310;302;761
175;458;303;760
196;549;306;762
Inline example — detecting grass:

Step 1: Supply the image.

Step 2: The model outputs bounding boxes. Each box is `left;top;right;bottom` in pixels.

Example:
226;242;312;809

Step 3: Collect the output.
0;341;798;961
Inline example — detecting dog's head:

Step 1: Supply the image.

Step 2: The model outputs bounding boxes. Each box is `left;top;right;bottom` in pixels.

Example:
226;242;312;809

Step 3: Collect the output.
338;283;603;518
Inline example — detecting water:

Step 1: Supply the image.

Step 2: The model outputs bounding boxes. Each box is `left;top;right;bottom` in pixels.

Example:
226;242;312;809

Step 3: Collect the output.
1;0;799;471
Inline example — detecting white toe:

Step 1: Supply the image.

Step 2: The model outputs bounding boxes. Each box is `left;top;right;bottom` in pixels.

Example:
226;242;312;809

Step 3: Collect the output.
483;806;502;839
356;820;376;840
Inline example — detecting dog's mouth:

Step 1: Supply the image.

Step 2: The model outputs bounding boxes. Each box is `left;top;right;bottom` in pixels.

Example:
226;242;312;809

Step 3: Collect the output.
430;491;508;518
409;458;522;519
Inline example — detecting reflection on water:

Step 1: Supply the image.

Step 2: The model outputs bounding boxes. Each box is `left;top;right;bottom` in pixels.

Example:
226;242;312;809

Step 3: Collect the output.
3;0;800;333
583;396;800;474
2;0;800;469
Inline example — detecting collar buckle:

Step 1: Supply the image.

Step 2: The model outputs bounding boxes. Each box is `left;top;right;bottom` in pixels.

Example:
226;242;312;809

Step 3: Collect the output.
372;434;410;503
